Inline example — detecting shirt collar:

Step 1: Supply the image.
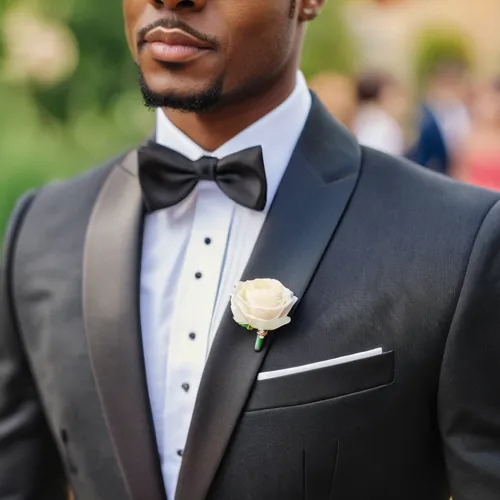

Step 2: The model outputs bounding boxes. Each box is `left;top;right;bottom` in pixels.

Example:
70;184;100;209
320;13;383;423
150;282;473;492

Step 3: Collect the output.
155;72;312;211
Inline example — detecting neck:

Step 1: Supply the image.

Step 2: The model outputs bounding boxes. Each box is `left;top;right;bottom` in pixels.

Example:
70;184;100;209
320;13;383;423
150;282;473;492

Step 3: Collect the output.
162;66;298;152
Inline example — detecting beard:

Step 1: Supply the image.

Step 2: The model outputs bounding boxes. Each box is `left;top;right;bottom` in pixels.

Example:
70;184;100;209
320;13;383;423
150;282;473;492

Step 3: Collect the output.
137;65;224;113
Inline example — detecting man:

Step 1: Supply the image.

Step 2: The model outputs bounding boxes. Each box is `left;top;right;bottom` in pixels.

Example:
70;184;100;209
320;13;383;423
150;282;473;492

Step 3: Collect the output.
354;70;407;156
1;0;499;499
407;59;472;175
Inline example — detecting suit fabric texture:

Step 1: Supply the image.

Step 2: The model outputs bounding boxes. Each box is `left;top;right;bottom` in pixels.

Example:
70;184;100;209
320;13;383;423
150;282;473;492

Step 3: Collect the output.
1;97;500;500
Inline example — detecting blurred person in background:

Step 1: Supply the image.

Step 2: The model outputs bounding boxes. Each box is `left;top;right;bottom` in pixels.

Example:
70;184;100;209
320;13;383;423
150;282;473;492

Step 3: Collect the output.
454;77;500;191
308;72;357;130
354;70;408;156
407;59;471;175
2;0;500;499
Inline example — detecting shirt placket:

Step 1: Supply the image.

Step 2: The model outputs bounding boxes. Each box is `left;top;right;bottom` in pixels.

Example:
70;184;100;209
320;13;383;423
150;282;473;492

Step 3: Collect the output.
162;185;234;491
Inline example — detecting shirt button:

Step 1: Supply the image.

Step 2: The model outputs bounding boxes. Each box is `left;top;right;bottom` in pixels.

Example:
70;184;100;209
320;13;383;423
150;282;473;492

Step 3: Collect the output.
177;449;183;457
204;237;212;245
189;332;196;340
182;383;190;392
195;272;202;279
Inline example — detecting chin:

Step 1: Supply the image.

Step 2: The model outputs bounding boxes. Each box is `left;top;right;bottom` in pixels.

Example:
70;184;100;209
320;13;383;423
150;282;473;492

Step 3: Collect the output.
137;66;224;112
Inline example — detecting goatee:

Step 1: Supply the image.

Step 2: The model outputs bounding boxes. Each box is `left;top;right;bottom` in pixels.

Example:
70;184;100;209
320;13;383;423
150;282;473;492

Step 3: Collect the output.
137;66;223;113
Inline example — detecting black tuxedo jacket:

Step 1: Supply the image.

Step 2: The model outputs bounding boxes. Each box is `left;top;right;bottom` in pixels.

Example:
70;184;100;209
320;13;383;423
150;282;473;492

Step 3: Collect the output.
2;97;500;500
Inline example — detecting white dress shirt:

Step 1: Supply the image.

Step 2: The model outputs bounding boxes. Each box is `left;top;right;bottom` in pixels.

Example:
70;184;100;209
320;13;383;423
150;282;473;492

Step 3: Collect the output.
140;72;311;499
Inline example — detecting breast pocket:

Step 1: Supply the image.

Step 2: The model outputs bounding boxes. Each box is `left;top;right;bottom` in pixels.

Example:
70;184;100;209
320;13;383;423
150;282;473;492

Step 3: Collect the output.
246;350;395;411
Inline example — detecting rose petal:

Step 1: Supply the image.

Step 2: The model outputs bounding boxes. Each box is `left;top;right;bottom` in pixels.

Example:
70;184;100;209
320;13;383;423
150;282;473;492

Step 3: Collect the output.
234;295;252;317
279;295;298;318
245;287;282;309
245;295;297;321
245;314;291;331
243;305;284;321
230;299;248;325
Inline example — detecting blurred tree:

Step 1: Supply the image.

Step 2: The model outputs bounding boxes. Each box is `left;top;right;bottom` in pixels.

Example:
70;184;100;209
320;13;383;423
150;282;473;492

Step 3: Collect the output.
301;0;357;79
412;27;475;89
0;1;151;239
34;1;137;120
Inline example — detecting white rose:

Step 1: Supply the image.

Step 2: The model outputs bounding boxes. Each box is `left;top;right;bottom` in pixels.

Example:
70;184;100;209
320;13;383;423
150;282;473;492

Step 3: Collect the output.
231;278;298;332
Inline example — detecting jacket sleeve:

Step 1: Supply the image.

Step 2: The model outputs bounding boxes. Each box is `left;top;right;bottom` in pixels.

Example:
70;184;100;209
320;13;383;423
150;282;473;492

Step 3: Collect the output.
0;192;68;499
439;199;500;499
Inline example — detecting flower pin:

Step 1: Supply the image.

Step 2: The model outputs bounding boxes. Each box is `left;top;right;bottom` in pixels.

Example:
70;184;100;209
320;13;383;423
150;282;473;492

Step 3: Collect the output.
230;278;298;351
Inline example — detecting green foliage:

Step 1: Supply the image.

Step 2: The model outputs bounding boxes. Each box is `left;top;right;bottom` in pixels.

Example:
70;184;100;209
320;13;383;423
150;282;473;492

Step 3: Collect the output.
34;0;139;120
301;0;357;79
0;1;153;240
412;26;475;87
0;83;152;239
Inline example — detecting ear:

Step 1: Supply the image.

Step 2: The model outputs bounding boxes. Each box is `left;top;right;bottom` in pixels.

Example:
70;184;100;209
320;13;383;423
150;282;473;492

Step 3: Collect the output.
298;0;326;22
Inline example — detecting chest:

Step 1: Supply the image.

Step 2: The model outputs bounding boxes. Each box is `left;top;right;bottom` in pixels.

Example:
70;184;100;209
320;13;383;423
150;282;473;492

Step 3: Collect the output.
205;262;450;500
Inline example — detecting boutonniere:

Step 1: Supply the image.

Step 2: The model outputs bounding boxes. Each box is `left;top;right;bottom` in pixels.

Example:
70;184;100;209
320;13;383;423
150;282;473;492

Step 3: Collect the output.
231;278;298;352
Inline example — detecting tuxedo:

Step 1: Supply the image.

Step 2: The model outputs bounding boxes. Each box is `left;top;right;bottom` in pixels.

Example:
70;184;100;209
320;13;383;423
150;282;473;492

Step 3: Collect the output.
2;96;500;500
143;74;311;498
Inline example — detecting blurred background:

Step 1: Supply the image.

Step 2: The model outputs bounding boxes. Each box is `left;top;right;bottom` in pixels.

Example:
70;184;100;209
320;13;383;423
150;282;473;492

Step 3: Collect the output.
2;0;500;238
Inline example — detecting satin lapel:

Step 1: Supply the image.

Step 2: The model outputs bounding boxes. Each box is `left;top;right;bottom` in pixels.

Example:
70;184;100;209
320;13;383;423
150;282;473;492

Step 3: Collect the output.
83;152;166;500
175;96;362;500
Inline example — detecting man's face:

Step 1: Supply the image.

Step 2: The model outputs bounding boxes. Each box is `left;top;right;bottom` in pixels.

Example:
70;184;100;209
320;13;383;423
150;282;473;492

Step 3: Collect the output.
123;0;309;112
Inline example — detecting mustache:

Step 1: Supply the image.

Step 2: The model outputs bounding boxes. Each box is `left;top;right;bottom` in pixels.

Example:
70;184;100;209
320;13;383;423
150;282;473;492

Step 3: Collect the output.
137;18;219;48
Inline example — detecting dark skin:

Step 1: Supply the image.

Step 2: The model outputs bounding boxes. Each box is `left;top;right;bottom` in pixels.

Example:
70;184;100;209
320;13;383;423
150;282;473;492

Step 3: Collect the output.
123;0;323;151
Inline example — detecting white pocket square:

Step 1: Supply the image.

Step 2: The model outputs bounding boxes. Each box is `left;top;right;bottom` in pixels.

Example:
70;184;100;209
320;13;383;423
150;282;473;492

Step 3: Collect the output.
257;348;384;381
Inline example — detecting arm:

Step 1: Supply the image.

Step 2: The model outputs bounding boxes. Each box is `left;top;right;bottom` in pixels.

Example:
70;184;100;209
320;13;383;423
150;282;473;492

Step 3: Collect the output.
439;199;500;499
0;193;67;499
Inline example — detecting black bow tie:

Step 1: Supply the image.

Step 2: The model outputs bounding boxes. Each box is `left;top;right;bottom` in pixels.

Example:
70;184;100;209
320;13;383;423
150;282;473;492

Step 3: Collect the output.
137;141;267;213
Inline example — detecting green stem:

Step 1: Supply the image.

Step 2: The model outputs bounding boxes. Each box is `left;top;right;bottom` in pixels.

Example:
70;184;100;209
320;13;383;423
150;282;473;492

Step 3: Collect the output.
254;331;267;352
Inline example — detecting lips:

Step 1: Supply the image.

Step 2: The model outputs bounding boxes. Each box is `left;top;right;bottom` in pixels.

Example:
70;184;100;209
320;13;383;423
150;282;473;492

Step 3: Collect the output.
143;27;214;63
